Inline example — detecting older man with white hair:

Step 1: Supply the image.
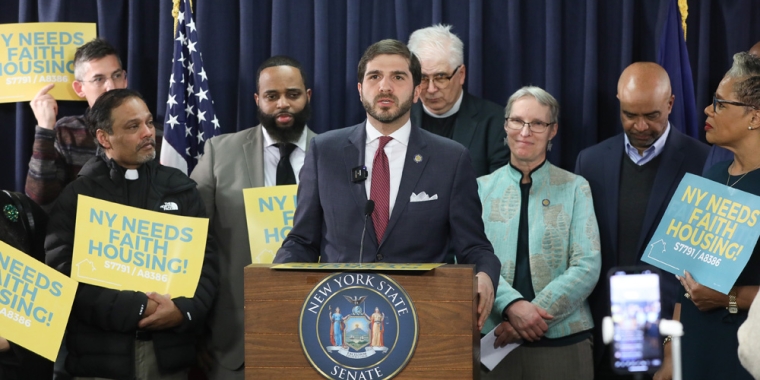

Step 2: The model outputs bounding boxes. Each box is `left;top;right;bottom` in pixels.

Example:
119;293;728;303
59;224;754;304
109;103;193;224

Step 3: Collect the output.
408;24;508;178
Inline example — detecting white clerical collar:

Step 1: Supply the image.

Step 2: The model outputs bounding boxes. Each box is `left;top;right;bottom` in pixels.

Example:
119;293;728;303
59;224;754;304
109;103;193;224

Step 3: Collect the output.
422;90;464;118
124;169;139;180
261;124;309;152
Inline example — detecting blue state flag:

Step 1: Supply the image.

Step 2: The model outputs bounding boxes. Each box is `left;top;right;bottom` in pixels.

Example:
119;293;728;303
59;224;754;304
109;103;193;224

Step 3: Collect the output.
657;0;698;139
160;0;220;175
642;174;760;294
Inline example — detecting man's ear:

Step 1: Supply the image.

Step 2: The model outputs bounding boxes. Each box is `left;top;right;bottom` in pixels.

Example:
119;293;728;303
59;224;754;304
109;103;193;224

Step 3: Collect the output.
667;94;675;113
72;80;85;99
357;82;363;102
96;129;111;150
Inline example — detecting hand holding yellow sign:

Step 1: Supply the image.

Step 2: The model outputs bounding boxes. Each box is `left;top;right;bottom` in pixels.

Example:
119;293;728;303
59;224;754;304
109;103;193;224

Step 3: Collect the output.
0;240;77;361
0;22;96;103
243;185;298;263
72;195;209;297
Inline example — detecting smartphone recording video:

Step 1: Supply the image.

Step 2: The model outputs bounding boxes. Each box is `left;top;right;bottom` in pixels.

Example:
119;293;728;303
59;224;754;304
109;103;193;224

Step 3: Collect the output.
609;268;662;374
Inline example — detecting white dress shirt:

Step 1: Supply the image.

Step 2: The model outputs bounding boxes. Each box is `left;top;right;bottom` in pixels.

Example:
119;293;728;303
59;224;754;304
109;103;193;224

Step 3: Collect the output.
364;119;411;218
261;126;309;187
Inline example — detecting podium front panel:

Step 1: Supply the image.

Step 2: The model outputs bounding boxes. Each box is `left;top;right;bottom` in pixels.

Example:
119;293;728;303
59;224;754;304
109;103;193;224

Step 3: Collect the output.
244;264;479;379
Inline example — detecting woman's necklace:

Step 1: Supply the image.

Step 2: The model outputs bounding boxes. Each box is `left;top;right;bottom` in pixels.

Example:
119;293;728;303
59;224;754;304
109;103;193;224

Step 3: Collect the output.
726;161;760;187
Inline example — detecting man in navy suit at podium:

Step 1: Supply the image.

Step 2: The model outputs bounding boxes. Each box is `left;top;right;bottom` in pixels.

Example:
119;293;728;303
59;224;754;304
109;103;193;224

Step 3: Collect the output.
274;39;500;330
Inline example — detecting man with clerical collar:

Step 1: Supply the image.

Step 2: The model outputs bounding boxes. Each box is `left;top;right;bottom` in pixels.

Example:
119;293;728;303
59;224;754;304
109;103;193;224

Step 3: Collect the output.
45;89;219;379
191;55;317;379
407;24;508;177
575;62;709;379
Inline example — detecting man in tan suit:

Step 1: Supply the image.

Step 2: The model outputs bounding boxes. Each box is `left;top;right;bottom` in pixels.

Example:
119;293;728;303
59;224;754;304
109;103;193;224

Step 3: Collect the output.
191;56;317;379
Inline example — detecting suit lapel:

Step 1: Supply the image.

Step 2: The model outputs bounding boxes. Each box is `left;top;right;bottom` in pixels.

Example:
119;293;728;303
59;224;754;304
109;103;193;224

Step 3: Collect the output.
344;124;376;245
243;126;265;188
410;102;423;128
304;127;317;151
606;137;623;267
451;93;478;148
636;130;684;255
381;126;429;247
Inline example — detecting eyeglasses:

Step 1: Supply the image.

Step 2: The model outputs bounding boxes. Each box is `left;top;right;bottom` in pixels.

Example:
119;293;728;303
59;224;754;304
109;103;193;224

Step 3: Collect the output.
419;65;461;88
79;70;126;87
713;95;757;113
505;118;554;133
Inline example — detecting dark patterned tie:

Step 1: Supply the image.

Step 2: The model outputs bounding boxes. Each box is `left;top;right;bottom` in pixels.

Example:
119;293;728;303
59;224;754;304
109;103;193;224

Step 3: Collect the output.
370;136;393;243
275;142;297;185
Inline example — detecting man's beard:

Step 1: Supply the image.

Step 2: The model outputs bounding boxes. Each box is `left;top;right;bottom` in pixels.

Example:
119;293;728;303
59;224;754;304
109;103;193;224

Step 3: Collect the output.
258;101;311;143
136;137;156;164
362;94;413;124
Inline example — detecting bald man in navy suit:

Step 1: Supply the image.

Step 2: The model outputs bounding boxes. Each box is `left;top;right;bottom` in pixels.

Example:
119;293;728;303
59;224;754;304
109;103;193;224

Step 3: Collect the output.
575;62;708;379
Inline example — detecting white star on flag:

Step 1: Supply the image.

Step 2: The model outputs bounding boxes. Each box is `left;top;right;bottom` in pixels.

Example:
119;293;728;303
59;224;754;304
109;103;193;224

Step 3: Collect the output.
160;0;221;174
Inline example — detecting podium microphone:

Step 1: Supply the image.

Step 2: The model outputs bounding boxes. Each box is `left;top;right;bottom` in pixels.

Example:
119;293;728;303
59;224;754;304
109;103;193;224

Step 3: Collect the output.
359;200;375;268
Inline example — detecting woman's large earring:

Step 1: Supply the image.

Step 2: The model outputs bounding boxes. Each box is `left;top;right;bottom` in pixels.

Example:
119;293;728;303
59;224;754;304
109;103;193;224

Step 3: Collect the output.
547;139;553;152
503;136;508;146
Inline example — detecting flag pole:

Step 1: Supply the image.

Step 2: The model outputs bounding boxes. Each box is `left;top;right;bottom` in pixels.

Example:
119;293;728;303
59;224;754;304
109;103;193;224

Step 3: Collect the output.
172;0;193;36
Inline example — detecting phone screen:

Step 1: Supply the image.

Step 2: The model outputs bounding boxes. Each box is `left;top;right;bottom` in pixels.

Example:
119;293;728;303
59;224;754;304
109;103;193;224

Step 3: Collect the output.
609;269;662;374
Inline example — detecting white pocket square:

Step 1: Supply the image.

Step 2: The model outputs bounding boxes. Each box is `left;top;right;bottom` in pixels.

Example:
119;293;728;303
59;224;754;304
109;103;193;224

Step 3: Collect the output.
410;191;438;202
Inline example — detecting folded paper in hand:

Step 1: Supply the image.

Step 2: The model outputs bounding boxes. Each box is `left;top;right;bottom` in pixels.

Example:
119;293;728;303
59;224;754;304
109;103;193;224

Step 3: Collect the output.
410;191;438;202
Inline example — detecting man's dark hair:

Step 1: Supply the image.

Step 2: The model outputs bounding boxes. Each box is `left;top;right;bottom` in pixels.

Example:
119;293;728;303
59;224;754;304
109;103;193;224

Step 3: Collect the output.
86;89;145;144
74;38;122;80
357;39;421;87
256;55;308;91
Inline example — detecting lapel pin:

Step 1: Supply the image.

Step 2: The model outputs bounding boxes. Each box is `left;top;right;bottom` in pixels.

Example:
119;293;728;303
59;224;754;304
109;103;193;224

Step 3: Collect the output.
542;199;550;207
414;154;423;163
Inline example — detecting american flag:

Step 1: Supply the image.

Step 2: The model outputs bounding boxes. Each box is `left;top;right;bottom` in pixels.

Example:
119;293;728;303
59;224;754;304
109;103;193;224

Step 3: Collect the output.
160;0;220;175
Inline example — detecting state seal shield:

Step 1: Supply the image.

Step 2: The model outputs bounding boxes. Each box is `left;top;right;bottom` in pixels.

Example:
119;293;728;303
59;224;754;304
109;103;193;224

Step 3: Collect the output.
300;272;418;379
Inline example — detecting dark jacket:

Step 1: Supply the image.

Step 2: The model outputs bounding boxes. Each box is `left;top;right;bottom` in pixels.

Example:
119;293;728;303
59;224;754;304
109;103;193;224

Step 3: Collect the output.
0;191;53;380
45;155;218;379
410;91;509;177
574;128;709;365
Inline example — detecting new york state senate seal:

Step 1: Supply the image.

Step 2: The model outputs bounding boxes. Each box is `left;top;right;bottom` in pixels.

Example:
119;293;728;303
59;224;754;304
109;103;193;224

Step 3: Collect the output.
299;272;419;380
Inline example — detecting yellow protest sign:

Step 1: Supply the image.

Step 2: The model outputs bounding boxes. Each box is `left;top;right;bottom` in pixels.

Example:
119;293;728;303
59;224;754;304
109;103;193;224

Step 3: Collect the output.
72;195;208;297
0;22;96;103
0;240;77;361
243;185;298;263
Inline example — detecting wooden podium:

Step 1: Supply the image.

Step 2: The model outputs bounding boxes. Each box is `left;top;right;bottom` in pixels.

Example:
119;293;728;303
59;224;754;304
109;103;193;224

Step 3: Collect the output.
243;264;479;379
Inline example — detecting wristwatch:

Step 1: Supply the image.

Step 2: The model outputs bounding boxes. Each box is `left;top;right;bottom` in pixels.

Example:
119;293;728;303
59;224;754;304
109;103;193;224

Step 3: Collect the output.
728;288;738;314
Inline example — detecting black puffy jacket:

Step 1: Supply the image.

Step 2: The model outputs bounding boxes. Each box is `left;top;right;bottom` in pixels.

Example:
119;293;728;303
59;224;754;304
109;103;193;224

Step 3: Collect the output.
45;155;218;379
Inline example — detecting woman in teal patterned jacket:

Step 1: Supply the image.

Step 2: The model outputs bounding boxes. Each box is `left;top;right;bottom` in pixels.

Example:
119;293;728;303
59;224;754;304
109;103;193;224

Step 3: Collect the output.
478;86;601;379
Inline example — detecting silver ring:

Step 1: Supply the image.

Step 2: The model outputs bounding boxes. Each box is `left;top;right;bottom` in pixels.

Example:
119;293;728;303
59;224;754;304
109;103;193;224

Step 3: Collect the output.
685;292;691;300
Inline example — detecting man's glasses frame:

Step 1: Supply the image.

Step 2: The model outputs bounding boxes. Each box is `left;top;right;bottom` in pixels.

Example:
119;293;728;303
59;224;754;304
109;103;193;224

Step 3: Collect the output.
78;70;127;88
419;65;462;88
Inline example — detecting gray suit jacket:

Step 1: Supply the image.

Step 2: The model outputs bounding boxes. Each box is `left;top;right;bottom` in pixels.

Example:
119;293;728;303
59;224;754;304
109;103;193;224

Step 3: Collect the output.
190;125;317;371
